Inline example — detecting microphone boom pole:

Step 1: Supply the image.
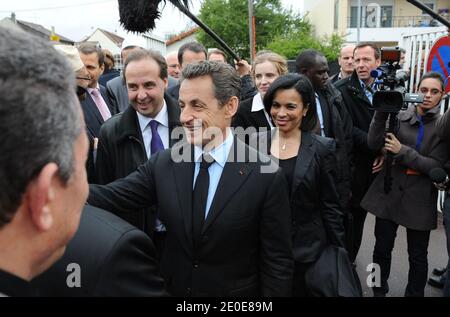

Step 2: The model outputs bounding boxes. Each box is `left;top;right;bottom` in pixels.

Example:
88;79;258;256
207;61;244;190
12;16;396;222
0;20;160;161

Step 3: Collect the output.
168;1;241;61
406;0;450;28
118;0;241;61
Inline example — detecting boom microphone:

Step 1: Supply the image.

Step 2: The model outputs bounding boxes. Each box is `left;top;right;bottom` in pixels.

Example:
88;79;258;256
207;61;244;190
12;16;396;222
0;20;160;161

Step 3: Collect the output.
371;69;383;79
118;0;163;33
118;0;241;61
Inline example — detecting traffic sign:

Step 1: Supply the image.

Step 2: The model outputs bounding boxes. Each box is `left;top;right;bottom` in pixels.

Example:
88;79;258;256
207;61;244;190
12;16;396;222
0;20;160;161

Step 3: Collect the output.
426;35;450;93
50;34;60;42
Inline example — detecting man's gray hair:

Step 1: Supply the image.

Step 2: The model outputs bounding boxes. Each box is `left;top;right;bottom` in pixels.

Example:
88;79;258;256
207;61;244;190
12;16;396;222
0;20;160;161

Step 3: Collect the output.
0;26;82;227
181;61;241;105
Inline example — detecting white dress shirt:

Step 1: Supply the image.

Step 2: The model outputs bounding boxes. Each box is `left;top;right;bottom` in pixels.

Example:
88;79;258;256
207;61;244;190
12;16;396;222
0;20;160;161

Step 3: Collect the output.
136;100;169;159
251;93;274;128
193;130;234;219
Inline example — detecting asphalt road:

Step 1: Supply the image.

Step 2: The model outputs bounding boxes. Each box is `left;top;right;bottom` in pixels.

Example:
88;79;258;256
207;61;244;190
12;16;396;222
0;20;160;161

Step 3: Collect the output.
355;213;447;297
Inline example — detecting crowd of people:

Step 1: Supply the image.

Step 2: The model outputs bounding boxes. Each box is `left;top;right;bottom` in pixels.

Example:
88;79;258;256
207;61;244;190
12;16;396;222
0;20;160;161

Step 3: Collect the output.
0;24;449;297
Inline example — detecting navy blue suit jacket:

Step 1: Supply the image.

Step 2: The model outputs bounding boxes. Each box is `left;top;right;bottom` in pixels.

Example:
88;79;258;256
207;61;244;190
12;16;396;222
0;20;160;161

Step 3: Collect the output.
81;85;116;140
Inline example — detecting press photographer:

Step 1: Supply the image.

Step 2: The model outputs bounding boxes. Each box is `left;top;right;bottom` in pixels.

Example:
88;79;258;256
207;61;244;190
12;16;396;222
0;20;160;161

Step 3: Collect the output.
360;71;448;297
370;47;424;193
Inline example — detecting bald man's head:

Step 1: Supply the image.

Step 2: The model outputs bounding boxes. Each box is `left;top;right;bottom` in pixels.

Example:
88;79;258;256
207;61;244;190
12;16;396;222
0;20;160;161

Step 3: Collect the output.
338;45;356;77
165;52;180;79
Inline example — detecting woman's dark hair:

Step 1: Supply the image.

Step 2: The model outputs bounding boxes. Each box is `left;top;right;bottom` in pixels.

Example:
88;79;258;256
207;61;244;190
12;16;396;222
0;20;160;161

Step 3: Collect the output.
263;73;317;131
418;71;445;91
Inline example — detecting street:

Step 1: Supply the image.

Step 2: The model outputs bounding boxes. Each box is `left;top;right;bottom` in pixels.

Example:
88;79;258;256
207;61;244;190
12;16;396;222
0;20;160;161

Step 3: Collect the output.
356;213;447;297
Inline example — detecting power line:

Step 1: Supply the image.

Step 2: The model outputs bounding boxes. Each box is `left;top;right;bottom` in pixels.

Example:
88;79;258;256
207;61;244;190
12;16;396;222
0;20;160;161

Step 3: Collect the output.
0;0;115;13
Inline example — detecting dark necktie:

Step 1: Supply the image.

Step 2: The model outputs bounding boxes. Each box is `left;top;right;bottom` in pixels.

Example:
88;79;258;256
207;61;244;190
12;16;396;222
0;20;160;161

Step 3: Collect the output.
149;120;165;155
192;154;214;245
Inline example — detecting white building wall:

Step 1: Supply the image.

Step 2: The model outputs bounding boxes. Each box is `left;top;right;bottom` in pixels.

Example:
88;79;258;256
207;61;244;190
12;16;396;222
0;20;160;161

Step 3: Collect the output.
304;0;335;38
166;33;197;54
144;35;166;55
346;26;444;43
86;30;121;55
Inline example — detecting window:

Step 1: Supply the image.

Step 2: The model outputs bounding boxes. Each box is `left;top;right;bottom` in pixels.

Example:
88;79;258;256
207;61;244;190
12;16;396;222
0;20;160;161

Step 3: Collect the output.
380;6;393;27
350;5;393;28
350;6;360;27
422;2;434;14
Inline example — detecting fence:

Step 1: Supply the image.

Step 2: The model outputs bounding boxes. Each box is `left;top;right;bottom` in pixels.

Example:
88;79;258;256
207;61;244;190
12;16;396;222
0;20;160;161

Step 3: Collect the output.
400;27;449;212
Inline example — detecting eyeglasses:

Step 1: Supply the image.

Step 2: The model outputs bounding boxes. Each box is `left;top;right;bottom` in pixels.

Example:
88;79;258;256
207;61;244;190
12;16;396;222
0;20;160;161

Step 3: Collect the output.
419;87;443;96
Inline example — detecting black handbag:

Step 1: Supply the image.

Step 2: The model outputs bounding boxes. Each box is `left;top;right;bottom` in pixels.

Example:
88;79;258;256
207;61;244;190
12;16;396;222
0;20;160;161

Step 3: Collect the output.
304;245;362;297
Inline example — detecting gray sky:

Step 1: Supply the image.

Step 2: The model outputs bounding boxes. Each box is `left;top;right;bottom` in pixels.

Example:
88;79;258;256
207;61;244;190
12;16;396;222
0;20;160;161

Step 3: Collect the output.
0;0;304;41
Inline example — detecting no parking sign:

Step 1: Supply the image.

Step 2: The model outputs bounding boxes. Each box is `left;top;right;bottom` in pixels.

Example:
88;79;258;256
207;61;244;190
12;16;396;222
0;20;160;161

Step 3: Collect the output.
426;35;450;93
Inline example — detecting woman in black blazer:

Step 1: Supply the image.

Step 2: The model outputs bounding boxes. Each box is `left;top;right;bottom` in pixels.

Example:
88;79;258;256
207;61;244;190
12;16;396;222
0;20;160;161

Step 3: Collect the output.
232;52;288;132
256;74;345;296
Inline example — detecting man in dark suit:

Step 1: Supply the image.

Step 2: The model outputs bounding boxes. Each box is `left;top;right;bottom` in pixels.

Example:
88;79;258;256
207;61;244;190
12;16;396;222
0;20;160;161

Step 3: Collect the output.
329;45;355;84
78;43;117;182
334;43;384;263
167;42;207;101
32;205;167;297
79;42;117;135
88;61;294;297
295;49;353;235
107;44;144;113
95;49;181;250
0;26;88;296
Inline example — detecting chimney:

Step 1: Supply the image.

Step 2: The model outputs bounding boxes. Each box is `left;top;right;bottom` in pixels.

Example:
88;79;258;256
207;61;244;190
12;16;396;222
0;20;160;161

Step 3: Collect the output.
11;12;16;24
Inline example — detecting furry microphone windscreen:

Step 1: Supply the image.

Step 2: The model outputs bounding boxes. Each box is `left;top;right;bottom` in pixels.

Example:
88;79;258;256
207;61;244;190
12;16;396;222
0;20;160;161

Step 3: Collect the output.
118;0;191;33
118;0;162;33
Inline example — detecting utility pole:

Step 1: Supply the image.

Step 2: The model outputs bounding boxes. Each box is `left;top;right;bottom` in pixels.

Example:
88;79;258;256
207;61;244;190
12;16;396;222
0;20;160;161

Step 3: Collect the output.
248;0;255;63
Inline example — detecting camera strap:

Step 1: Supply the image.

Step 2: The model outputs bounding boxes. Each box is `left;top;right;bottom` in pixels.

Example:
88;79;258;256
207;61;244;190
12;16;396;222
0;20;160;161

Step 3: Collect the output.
405;115;425;176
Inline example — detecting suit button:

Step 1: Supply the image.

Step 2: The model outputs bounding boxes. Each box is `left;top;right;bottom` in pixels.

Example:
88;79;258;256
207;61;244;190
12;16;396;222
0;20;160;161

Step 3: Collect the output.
398;186;404;191
186;288;191;296
193;261;199;268
292;220;296;226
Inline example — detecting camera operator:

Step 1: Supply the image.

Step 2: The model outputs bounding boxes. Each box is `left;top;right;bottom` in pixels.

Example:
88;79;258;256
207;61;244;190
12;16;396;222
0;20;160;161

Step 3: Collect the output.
361;72;449;297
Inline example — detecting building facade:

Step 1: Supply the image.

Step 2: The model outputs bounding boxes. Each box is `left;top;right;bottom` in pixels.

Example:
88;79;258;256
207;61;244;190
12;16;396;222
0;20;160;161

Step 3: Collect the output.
304;0;450;46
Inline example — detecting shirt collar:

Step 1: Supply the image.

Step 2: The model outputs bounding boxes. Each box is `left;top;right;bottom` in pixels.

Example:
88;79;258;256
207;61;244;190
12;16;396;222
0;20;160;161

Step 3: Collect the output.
251;93;265;112
194;129;234;168
87;84;100;93
359;78;377;90
136;100;168;133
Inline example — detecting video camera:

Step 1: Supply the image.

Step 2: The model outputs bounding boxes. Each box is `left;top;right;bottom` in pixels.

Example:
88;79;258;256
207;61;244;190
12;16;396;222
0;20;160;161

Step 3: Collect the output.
370;47;426;194
371;47;424;113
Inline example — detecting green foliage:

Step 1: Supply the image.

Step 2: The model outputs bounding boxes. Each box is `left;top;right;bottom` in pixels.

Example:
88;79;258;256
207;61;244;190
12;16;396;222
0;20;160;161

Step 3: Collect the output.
266;32;345;61
196;0;312;60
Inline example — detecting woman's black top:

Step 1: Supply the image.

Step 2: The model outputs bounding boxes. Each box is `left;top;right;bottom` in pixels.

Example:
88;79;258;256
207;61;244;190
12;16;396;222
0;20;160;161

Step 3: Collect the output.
278;156;297;191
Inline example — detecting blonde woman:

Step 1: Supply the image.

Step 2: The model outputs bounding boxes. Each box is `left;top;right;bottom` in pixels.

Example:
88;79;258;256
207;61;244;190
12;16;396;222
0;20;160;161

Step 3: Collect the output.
232;52;288;132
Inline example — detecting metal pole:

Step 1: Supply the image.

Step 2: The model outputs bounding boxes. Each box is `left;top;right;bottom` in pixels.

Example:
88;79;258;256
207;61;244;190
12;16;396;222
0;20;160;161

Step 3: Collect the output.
357;0;361;44
248;0;255;63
